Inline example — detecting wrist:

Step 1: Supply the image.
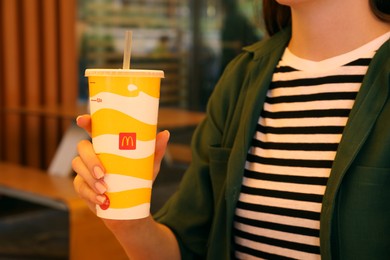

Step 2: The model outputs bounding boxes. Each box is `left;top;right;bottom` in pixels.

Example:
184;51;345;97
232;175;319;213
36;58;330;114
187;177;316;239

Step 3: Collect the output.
103;214;153;233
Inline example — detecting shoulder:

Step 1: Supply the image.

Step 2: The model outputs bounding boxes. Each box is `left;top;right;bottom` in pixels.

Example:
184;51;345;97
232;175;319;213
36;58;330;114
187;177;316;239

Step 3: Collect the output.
242;27;291;60
205;28;291;132
214;27;291;98
219;27;291;82
366;37;390;80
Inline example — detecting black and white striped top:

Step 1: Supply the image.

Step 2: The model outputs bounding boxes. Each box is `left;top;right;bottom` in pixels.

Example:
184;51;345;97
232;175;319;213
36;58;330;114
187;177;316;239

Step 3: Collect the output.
233;32;390;260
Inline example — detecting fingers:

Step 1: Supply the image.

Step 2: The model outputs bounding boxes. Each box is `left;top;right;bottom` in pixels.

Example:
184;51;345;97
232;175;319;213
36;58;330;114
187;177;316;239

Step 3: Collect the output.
73;175;99;213
153;130;170;180
72;129;170;210
76;140;105;178
72;139;108;208
76;114;92;136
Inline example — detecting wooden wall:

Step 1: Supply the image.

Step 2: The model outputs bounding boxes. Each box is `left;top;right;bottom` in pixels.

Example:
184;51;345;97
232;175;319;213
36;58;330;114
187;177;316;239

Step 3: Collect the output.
0;0;78;169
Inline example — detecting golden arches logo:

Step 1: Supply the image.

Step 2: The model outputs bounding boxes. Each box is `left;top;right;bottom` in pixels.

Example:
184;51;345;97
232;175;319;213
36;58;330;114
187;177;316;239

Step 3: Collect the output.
119;133;136;150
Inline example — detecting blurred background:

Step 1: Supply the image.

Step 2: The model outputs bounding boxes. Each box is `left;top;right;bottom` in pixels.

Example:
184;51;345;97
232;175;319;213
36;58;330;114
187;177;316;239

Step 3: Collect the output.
0;0;264;170
0;0;265;259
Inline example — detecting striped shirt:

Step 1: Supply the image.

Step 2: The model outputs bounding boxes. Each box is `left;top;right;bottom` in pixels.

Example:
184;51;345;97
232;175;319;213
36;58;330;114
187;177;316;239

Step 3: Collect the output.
233;32;390;260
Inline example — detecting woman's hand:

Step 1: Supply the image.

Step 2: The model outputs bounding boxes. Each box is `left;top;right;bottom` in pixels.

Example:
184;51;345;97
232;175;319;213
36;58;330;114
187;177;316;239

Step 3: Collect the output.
72;114;170;213
72;115;180;259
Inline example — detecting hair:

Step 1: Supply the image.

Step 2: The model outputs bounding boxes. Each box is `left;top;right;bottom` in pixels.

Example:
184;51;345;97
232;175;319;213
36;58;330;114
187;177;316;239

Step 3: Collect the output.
370;0;390;21
263;0;390;36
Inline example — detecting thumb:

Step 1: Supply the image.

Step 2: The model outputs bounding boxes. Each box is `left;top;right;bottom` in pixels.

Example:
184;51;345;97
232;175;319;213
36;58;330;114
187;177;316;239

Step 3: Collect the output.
153;130;170;180
76;114;92;137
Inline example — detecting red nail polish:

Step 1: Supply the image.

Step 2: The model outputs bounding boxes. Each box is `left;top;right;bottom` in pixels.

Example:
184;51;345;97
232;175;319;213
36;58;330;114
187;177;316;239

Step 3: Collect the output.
99;194;110;210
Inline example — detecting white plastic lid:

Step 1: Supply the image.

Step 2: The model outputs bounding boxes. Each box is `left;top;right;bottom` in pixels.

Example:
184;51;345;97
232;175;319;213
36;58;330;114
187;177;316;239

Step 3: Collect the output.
85;69;164;78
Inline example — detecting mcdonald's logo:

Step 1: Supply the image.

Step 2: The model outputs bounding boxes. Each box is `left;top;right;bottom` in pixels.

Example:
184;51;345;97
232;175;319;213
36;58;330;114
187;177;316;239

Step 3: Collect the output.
119;133;136;150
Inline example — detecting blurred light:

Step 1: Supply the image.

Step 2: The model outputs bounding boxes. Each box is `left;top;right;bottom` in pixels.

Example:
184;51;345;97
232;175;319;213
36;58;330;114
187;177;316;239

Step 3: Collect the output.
207;5;216;17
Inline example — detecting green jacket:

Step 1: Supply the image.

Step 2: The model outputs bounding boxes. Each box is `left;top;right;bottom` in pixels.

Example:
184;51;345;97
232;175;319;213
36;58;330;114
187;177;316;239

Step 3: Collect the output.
155;29;390;259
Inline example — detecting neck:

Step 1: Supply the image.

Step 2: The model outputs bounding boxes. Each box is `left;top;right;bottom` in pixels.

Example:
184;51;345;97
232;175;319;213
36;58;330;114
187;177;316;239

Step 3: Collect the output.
287;0;390;61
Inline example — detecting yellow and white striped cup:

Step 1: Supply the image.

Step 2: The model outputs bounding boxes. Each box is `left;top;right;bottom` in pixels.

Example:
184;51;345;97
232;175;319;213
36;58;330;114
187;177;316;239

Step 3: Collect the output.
85;69;164;220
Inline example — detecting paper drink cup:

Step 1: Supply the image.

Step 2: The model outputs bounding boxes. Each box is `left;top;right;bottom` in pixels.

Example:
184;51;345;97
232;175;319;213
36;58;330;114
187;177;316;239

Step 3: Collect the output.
85;69;164;220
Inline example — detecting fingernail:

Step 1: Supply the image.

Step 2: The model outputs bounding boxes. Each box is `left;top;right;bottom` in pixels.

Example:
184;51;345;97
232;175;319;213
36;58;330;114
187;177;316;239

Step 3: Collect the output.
95;181;107;194
76;116;81;123
165;130;170;139
97;194;110;210
96;194;106;204
93;166;104;179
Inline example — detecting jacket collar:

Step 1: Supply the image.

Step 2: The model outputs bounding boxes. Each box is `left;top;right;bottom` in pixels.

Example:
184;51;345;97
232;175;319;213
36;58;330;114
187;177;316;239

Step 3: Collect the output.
243;27;292;61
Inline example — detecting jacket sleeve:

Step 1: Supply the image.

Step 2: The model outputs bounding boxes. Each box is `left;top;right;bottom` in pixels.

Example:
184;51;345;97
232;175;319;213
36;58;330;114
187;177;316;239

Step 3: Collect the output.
153;51;253;259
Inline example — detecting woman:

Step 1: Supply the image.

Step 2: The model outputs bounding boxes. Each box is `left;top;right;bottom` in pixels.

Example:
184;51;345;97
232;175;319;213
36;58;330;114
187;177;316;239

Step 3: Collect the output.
72;0;390;259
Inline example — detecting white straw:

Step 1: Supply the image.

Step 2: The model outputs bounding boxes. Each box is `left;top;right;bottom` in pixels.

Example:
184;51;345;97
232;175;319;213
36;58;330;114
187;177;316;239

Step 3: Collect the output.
123;30;132;69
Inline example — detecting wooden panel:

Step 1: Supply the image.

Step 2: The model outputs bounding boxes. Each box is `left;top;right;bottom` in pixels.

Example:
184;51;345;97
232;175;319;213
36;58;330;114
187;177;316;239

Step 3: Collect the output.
42;0;60;167
0;0;78;169
0;1;3;160
22;0;42;168
59;0;77;133
1;0;22;164
59;0;77;105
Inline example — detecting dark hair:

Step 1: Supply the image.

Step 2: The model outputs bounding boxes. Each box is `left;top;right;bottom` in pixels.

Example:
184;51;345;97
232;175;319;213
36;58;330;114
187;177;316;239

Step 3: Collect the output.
370;0;390;21
262;0;291;36
263;0;390;36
